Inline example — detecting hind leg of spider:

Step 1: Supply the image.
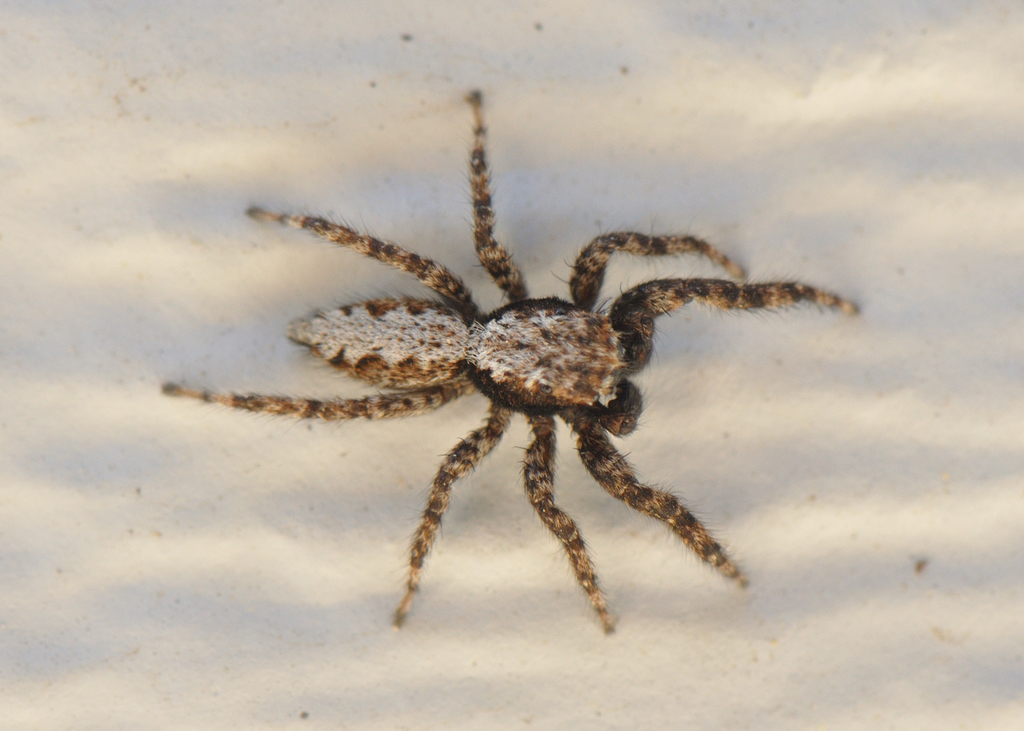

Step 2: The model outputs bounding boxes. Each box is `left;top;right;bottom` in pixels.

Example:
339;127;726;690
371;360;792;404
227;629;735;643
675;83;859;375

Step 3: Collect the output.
464;90;528;302
246;207;480;321
394;405;512;628
569;232;745;310
611;278;858;372
524;415;614;632
569;413;746;586
161;380;472;421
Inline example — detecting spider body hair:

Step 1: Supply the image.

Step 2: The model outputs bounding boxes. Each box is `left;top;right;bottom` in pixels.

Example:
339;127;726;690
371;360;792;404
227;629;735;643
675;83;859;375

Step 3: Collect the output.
165;90;856;632
288;297;470;389
468;297;624;415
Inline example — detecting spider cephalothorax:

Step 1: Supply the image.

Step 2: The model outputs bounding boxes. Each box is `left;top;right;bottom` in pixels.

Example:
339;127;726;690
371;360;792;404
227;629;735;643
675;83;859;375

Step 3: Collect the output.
164;90;856;632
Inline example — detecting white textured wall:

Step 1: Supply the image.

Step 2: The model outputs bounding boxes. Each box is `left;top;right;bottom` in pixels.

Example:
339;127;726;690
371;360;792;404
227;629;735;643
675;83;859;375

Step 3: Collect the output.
2;2;1022;728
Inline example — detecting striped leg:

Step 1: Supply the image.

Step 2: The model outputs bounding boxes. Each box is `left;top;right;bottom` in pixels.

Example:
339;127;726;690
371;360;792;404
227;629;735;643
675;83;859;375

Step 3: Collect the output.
465;90;528;302
524;415;613;632
394;405;512;627
246;207;480;321
570;414;746;585
570;232;745;310
161;380;472;421
611;278;858;371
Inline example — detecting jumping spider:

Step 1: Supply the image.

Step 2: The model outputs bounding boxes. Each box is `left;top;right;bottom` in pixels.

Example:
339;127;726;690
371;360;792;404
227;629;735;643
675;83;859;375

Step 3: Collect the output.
164;90;856;632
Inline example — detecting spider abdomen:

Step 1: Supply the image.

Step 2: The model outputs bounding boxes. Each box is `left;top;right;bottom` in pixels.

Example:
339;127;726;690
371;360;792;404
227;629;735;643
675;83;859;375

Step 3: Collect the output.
288;297;471;388
467;297;624;412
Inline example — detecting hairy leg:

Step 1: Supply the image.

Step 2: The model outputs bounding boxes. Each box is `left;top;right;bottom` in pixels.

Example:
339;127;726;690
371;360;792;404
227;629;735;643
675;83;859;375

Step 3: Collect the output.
570;232;745;310
161;380;472;420
569;414;746;585
611;277;858;371
465;90;528;302
394;405;512;627
524;415;613;632
246;207;479;321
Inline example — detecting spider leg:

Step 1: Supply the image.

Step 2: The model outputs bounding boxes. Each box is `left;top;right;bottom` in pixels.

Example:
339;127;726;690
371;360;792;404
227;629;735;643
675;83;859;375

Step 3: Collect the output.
524;415;614;632
161;380;472;420
569;232;745;311
568;413;746;585
611;277;858;372
394;405;511;628
465;90;529;302
246;207;480;321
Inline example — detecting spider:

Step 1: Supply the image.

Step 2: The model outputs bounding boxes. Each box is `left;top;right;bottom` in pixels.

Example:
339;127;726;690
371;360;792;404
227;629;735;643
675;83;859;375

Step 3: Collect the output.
164;90;857;632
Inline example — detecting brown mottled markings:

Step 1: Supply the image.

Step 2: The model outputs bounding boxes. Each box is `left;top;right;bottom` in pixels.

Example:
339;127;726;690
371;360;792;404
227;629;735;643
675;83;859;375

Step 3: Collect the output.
288;298;472;389
163;380;472;422
570;413;746;585
469;306;623;407
523;415;613;632
569;231;745;310
611;279;858;372
395;405;512;627
405;300;429;315
465;90;528;303
167;90;857;631
353;354;388;380
364;299;401;318
247;207;480;321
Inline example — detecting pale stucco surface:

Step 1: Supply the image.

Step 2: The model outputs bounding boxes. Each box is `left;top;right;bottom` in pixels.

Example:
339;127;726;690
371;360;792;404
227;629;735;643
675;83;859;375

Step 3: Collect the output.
1;2;1022;728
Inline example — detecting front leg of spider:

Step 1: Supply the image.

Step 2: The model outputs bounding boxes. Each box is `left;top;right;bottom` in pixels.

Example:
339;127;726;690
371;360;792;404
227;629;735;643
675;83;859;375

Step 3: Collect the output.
610;279;858;372
560;277;857;587
164;88;858;632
